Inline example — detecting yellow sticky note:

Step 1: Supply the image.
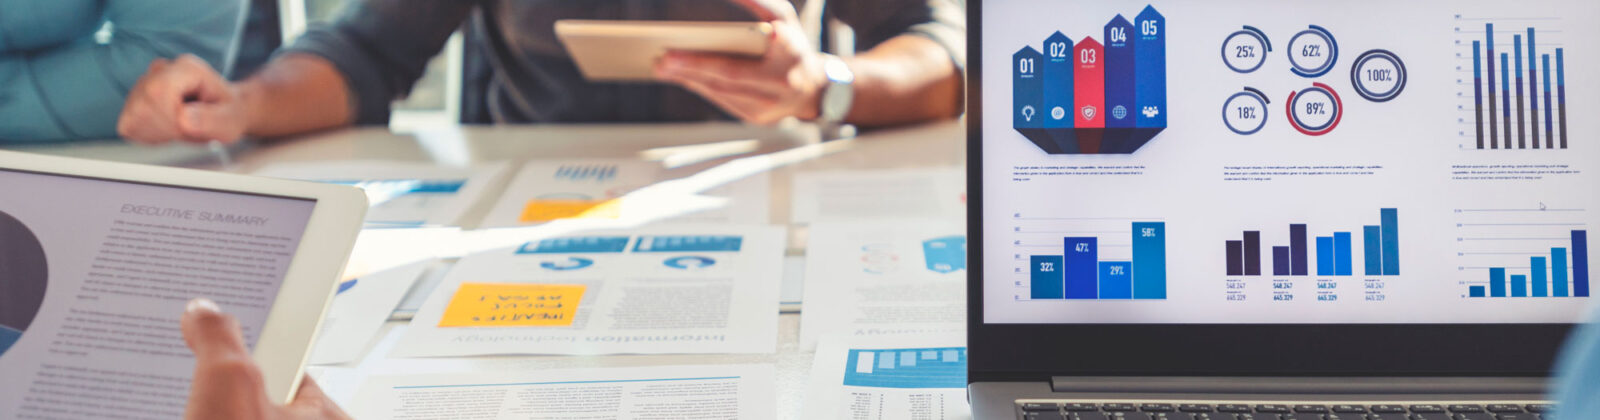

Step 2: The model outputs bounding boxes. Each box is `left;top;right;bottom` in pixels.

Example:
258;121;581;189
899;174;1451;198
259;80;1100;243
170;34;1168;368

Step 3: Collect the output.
439;283;586;327
519;199;621;223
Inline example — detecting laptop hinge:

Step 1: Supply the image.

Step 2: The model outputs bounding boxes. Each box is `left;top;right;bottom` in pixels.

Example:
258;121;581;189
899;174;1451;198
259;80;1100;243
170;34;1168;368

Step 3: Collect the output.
1050;376;1547;395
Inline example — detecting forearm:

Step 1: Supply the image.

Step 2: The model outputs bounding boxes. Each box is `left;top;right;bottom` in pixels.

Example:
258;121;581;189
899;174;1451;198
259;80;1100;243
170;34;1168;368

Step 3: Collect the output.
842;35;963;127
237;54;354;138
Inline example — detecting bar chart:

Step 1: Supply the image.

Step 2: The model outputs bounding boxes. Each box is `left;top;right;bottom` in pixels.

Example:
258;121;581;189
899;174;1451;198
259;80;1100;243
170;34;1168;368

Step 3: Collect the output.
1013;5;1166;154
843;347;967;389
1015;216;1167;300
1225;208;1400;277
1456;205;1591;299
1456;17;1569;150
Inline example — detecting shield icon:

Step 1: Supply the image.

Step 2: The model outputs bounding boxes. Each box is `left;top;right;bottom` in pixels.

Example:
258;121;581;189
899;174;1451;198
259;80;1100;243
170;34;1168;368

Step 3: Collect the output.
1081;105;1097;121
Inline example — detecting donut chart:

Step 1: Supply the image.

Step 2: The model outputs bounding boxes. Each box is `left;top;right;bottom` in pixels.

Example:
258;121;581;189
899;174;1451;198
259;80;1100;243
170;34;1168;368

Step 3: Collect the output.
0;209;47;357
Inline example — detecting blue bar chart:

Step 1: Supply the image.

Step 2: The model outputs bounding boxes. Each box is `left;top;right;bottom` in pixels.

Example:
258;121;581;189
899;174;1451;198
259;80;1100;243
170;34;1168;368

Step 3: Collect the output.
1456;205;1591;299
1226;209;1400;277
1023;219;1167;300
1468;230;1589;298
1459;19;1570;150
843;347;966;389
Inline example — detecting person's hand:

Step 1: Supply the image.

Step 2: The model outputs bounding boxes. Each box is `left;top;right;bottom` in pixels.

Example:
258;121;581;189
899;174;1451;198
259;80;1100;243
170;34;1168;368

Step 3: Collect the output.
181;298;352;420
118;55;250;144
653;0;828;124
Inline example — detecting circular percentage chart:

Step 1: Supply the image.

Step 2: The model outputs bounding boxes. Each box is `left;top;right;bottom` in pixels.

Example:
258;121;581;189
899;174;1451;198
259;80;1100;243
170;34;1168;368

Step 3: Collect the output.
1288;25;1339;78
1286;82;1343;136
1221;26;1272;73
1350;49;1407;102
1222;87;1271;135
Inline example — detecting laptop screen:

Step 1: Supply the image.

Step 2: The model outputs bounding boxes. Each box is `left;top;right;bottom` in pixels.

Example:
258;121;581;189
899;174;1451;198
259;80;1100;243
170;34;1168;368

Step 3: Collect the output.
979;0;1599;325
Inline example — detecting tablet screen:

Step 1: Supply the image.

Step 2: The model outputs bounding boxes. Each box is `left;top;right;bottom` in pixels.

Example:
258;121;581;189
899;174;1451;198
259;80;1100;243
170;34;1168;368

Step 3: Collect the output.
0;168;316;418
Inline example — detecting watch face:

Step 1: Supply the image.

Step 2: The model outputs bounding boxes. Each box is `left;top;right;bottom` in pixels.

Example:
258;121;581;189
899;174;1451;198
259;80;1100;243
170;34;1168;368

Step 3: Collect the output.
824;84;854;121
821;56;854;122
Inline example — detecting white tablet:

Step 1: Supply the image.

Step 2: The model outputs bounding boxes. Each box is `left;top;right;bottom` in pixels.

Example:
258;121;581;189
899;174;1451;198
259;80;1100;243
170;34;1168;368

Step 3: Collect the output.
556;20;773;81
0;150;367;415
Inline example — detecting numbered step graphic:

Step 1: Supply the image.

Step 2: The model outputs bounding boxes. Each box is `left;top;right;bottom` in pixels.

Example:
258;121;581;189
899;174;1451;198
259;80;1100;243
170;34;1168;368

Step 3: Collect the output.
1013;5;1166;155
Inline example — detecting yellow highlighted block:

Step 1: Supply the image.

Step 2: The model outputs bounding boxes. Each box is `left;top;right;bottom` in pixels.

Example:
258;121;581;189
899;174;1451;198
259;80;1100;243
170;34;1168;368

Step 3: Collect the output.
519;199;621;223
439;283;586;327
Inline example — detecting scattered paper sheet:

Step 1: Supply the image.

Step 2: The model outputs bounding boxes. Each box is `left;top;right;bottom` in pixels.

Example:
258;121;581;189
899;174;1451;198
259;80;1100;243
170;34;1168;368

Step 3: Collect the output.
310;261;432;365
805;334;970;420
254;160;509;227
799;222;967;351
350;365;776;419
392;225;784;357
480;159;769;228
790;168;964;224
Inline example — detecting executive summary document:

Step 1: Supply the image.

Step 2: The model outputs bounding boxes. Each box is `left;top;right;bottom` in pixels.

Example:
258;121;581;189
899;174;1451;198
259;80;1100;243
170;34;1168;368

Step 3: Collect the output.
255;160;509;227
350;364;775;419
0;169;319;418
805;335;970;420
479;159;770;228
799;222;967;351
391;225;784;357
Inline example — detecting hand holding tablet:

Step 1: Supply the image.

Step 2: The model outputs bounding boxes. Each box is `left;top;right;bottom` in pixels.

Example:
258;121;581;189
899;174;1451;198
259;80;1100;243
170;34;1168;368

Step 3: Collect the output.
0;150;367;416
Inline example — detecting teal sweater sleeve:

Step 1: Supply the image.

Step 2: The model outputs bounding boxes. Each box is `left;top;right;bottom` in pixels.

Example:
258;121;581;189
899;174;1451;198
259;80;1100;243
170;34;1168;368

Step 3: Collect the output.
0;0;244;142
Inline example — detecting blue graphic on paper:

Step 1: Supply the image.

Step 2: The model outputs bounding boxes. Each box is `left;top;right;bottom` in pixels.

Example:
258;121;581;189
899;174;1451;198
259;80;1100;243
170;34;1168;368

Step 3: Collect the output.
540;257;595;271
921;236;967;273
663;256;717;270
518;236;631;254
634;235;743;252
843;347;967;389
336;279;358;295
324;179;466;194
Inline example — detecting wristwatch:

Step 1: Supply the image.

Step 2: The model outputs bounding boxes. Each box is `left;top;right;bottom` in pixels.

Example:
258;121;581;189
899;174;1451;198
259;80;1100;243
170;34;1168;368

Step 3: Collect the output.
817;53;855;124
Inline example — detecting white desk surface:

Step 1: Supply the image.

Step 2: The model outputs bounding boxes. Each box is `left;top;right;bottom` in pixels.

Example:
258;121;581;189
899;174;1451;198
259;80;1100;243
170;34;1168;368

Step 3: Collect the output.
11;121;965;418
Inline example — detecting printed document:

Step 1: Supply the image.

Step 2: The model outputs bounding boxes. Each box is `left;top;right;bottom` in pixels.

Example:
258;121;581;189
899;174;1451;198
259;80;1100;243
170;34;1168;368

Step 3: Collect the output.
350;364;775;419
480;159;769;228
391;225;784;357
799;222;967;350
255;160;509;227
805;335;970;420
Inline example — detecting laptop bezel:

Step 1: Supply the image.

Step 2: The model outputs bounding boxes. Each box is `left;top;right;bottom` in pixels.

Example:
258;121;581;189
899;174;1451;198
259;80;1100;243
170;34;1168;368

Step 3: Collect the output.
965;0;1576;383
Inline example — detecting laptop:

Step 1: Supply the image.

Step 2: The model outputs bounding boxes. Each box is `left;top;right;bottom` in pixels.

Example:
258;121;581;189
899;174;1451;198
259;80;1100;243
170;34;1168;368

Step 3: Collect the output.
966;1;1598;419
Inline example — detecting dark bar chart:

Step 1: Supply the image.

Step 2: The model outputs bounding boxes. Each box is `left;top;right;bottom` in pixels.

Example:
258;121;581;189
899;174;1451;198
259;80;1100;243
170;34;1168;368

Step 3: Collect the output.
1225;209;1399;278
1465;22;1569;150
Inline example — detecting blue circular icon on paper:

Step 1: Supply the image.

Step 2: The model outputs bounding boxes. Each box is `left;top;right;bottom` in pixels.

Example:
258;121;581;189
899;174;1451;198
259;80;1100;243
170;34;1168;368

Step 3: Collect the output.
1287;25;1338;78
540;257;594;271
663;256;716;270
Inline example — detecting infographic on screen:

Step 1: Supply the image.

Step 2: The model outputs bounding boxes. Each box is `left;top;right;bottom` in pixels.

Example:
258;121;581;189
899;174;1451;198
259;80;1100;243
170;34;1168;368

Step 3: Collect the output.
981;0;1599;324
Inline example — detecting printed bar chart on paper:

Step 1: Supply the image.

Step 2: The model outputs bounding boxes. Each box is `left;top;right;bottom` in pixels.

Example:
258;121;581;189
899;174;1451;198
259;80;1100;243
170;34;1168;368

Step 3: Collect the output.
1013;5;1166;155
843;347;967;389
1015;215;1167;300
1455;15;1570;150
1226;209;1400;278
1456;205;1591;299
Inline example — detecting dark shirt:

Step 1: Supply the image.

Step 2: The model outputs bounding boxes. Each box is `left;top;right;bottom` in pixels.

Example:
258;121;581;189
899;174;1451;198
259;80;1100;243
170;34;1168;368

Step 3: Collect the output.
284;0;964;125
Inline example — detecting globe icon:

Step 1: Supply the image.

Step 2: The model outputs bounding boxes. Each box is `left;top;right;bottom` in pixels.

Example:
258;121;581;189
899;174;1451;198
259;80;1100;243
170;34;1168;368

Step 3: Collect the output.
1112;105;1128;120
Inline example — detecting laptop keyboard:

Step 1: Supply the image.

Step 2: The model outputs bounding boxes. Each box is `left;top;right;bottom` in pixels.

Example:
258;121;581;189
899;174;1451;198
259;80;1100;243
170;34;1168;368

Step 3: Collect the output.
1016;401;1556;420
